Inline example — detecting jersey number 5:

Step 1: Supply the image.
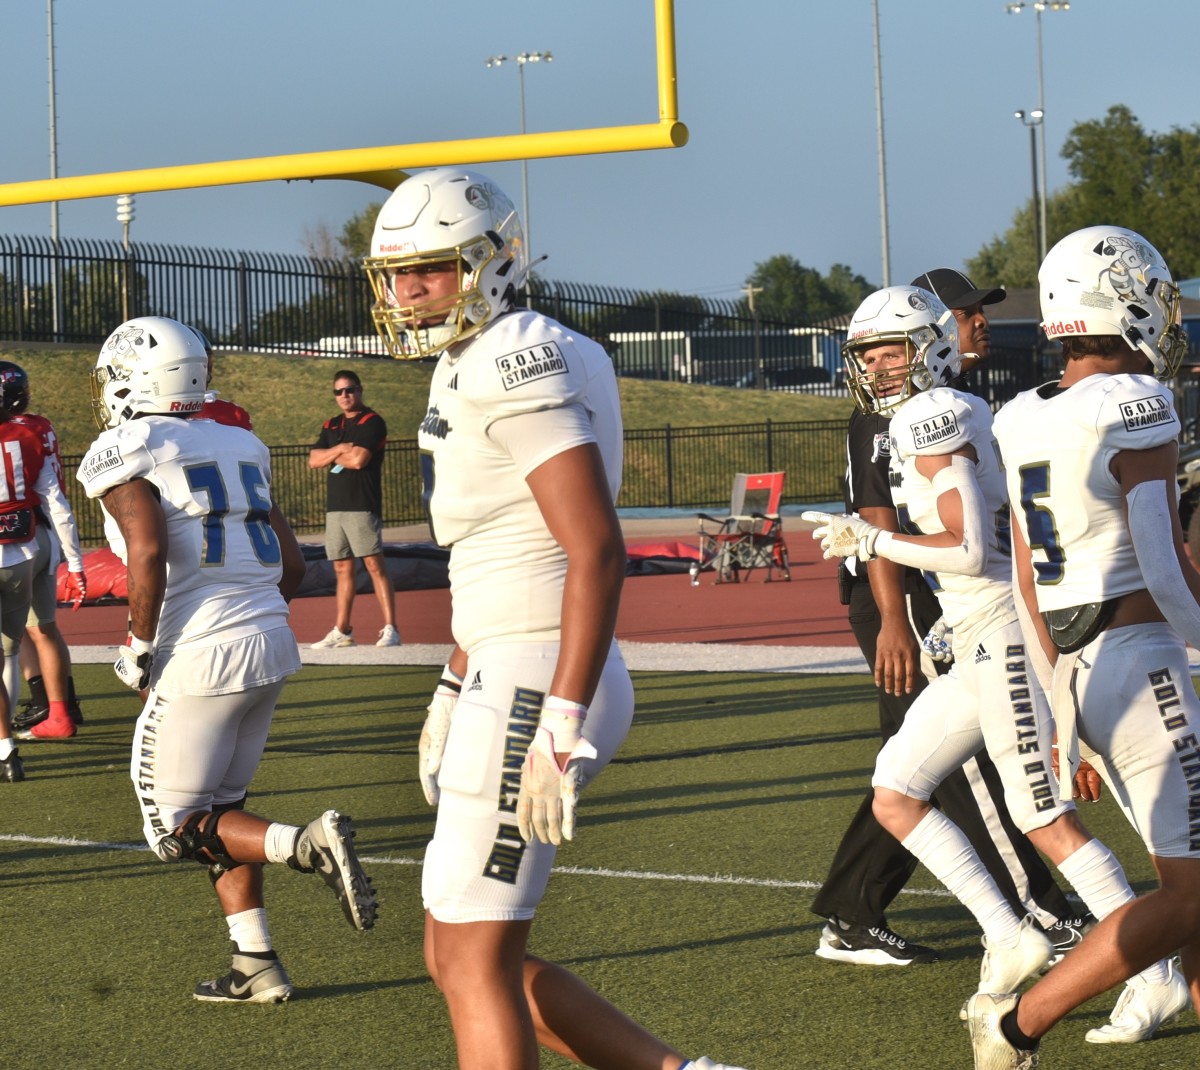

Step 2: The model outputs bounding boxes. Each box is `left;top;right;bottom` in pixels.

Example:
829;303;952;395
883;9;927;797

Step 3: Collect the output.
1017;462;1065;584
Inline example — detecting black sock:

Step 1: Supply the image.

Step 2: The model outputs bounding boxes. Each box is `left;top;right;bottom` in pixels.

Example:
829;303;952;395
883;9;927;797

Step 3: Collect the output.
1000;1001;1039;1051
27;675;47;707
235;947;278;961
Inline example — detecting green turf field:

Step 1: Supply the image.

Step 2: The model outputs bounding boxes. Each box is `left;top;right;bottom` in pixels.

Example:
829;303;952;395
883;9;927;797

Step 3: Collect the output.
3;664;1195;1069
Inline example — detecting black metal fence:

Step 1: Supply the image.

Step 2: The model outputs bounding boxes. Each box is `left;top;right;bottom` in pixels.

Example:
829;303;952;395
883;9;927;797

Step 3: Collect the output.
60;419;848;547
0;233;848;394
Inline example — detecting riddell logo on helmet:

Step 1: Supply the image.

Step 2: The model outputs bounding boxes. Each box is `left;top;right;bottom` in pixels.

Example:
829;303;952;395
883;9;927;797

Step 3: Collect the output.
169;400;203;412
377;242;416;254
1043;319;1089;338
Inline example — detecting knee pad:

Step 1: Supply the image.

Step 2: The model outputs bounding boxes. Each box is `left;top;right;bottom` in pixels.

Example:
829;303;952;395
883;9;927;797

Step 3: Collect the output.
159;806;243;870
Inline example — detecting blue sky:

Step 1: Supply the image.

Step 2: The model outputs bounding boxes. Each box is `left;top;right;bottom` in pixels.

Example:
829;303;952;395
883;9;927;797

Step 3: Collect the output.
2;1;1197;298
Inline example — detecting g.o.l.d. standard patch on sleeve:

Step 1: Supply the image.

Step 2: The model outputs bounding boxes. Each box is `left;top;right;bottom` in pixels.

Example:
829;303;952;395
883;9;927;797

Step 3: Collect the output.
1118;393;1173;432
910;408;960;451
80;444;124;487
495;341;568;391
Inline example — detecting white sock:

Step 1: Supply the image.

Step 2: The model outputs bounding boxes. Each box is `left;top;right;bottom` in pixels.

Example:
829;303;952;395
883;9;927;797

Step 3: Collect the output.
226;907;272;954
1057;837;1168;985
903;808;1022;946
3;655;19;711
263;822;302;865
0;737;13;760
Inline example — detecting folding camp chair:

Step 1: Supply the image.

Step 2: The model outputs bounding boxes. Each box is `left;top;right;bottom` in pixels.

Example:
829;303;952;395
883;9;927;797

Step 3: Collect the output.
690;472;791;585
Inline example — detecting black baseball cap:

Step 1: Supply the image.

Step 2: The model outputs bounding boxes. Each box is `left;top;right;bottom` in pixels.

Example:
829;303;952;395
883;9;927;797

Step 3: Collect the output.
910;268;1005;310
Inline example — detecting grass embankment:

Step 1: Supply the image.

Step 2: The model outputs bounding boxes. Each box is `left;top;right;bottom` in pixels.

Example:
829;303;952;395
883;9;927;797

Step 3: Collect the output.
1;343;851;456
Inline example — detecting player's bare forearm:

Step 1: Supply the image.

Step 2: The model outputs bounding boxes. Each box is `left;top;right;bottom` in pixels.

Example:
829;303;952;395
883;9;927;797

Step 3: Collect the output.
528;442;624;705
554;545;625;704
270;502;307;602
103;479;166;641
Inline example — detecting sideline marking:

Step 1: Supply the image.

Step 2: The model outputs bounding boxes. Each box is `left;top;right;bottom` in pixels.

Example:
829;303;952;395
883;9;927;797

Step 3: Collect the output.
0;833;955;900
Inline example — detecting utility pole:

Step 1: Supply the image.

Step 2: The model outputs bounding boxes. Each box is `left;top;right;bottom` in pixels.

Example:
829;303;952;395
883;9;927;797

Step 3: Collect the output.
743;285;764;390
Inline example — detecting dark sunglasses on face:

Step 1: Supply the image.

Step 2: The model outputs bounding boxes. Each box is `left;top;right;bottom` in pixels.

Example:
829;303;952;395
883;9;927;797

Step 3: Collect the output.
333;386;359;397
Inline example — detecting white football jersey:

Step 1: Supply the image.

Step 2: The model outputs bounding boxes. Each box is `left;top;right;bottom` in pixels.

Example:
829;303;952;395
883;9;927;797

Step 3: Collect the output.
78;416;299;693
994;373;1179;612
889;387;1014;645
417;309;623;652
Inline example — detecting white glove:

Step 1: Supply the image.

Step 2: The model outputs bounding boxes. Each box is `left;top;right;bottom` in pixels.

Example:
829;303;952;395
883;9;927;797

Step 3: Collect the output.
114;635;154;691
800;510;882;561
516;700;599;845
418;665;462;806
921;617;954;664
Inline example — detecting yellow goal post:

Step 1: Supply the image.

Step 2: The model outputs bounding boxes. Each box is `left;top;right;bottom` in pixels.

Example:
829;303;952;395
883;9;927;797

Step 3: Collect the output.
0;0;686;207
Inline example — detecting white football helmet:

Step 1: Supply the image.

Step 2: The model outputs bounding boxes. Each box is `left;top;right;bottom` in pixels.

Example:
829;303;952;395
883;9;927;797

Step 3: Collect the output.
1039;225;1186;379
841;286;960;414
363;168;528;359
90;316;208;430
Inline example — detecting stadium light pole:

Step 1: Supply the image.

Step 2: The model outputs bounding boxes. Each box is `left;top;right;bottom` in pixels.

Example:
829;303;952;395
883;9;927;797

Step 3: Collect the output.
1005;1;1070;263
485;51;553;261
47;0;63;338
1015;110;1044;266
872;0;891;286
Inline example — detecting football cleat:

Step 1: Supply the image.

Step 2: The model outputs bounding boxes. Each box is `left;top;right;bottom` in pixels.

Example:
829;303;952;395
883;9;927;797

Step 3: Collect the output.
1042;913;1095;969
979;916;1053;995
690;1059;750;1070
967;992;1039;1069
311;626;354;649
1085;958;1190;1043
17;717;76;741
293;809;377;931
0;748;25;782
12;699;49;731
193;953;292;1004
815;917;939;966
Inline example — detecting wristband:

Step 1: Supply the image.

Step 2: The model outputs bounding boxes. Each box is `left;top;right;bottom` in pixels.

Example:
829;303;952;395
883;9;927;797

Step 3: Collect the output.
438;664;464;694
544;695;588;719
127;634;154;656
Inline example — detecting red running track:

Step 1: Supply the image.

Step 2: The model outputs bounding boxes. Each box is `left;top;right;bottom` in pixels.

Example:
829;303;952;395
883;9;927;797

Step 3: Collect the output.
56;531;855;651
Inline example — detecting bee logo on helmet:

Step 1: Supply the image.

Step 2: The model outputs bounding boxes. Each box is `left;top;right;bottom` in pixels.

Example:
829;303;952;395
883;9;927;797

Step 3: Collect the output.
90;316;208;430
841;286;961;415
363;168;529;360
1039;225;1187;380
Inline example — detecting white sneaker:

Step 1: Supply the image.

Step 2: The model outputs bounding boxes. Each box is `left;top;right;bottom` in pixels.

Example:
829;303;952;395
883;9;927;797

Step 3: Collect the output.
691;1059;749;1070
376;625;401;647
312;626;354;649
979;916;1054;995
966;992;1039;1069
1085;958;1190;1043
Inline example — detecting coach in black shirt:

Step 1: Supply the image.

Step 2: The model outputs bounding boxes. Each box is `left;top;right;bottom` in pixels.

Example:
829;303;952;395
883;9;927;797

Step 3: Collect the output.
308;369;401;649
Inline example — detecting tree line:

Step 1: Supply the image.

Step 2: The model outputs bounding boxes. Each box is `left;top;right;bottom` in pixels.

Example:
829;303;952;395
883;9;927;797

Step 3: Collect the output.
311;105;1200;324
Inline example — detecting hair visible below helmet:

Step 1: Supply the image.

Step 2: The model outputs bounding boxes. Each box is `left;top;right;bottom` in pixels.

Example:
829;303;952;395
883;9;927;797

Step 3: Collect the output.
1039;225;1187;380
0;361;31;418
91;316;209;430
841;286;960;415
363;167;528;359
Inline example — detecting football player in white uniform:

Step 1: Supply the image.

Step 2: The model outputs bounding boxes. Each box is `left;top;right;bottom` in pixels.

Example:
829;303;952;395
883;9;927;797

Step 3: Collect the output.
969;227;1200;1065
78;317;377;1003
365;168;745;1070
805;285;1183;1035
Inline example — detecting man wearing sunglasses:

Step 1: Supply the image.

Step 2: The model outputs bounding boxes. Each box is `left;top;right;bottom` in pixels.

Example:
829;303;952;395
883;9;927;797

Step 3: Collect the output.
309;370;401;648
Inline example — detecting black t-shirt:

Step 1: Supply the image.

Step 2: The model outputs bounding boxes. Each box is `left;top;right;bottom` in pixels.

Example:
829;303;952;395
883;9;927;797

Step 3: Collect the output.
315;407;387;515
844;408;924;593
845;409;895;514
